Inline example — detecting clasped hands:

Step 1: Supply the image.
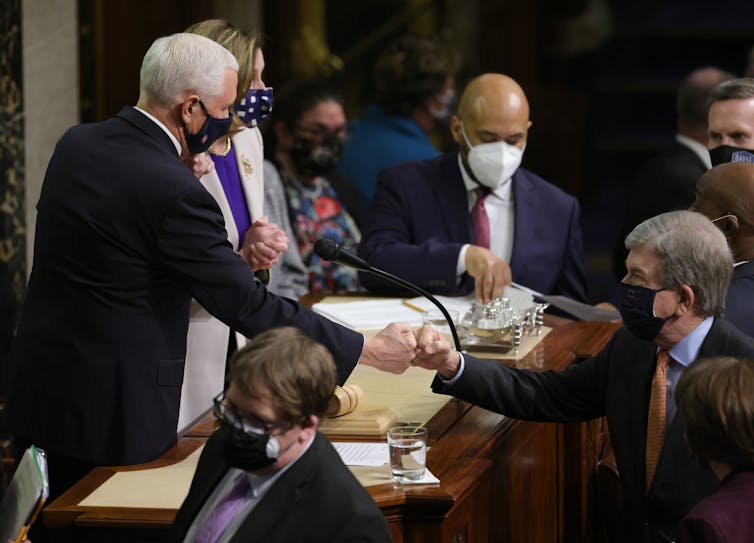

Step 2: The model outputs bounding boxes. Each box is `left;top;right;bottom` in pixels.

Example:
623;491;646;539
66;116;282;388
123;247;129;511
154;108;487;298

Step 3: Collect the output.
359;323;462;379
239;217;289;271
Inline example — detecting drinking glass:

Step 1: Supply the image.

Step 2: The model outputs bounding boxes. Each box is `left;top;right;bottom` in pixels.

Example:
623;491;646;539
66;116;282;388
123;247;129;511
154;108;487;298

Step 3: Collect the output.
387;426;427;483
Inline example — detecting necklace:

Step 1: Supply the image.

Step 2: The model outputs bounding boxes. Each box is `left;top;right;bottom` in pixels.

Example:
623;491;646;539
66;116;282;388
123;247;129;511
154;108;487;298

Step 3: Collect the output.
208;136;232;157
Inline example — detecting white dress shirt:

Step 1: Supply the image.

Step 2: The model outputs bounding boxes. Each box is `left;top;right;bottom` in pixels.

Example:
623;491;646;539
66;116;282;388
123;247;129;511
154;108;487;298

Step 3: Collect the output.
455;155;516;276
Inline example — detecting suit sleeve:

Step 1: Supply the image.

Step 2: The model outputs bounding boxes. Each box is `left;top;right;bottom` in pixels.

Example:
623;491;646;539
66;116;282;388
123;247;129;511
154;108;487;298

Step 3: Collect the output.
358;167;466;294
554;198;588;302
157;183;362;383
432;342;614;422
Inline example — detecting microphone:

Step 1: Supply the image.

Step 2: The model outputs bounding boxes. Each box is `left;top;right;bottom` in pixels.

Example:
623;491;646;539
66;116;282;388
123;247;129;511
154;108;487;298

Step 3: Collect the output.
313;238;462;351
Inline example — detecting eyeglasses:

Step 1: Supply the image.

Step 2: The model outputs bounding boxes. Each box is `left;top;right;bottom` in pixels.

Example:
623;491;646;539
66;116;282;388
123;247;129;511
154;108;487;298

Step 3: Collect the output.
213;392;288;436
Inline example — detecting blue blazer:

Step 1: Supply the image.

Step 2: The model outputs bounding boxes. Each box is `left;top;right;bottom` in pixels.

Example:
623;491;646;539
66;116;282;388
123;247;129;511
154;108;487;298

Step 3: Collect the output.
723;260;754;337
358;153;587;301
6;108;362;467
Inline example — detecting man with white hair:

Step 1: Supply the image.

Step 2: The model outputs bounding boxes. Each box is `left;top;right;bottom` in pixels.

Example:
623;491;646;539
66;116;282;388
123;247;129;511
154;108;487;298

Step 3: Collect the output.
413;210;754;542
6;33;415;501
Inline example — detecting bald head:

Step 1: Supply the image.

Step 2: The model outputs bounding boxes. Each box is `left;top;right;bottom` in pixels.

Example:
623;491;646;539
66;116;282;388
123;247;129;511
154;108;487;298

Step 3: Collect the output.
451;73;532;150
693;162;754;260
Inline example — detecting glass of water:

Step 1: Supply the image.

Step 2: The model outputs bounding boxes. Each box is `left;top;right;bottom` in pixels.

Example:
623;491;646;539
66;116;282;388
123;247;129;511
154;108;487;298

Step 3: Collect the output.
387;425;427;484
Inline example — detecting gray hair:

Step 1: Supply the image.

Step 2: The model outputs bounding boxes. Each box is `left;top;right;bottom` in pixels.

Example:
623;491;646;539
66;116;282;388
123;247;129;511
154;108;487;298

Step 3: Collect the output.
625;211;732;317
139;33;239;108
708;77;754;108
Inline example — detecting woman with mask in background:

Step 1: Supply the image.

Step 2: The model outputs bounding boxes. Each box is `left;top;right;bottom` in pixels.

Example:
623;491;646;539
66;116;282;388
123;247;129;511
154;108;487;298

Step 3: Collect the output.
178;19;295;431
264;79;362;294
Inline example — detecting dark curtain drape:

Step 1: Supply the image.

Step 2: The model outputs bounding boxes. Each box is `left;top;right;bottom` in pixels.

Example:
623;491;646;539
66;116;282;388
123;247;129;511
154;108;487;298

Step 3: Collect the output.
0;0;25;400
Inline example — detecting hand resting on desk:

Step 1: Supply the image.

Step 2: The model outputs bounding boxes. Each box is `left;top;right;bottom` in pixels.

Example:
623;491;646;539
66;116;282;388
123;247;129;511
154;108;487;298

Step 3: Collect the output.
465;246;512;304
413;324;461;379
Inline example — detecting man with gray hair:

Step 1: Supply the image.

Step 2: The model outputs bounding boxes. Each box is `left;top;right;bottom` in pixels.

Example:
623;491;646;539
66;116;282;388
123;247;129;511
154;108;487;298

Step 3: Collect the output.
413;210;754;542
5;33;416;502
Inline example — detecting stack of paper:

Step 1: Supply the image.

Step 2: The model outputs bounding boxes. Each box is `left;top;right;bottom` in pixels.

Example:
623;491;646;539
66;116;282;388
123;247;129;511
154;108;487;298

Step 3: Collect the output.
312;299;425;329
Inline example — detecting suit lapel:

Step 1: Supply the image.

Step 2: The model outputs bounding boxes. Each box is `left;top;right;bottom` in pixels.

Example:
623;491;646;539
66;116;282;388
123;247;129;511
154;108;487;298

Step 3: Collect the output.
733;260;754;280
199;168;240;249
509;169;536;274
175;448;232;540
231;433;320;542
232;130;264;221
434;154;474;243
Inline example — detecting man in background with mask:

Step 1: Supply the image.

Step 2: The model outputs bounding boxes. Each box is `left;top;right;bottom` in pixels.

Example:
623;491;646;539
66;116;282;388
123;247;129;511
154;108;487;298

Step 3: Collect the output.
707;77;754;166
168;327;392;543
692;162;754;337
412;210;754;542
6;33;416;504
358;73;587;304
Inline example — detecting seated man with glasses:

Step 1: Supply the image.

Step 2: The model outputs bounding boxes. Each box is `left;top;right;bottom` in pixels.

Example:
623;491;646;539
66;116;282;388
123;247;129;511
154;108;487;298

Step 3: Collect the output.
167;327;392;543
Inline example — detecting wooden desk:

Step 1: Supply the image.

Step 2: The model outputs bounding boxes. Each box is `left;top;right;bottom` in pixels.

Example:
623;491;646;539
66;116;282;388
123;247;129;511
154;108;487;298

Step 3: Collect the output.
43;319;619;543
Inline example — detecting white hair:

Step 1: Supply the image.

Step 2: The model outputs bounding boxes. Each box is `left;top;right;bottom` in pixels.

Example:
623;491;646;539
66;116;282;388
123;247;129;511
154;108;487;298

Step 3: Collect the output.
139;33;239;108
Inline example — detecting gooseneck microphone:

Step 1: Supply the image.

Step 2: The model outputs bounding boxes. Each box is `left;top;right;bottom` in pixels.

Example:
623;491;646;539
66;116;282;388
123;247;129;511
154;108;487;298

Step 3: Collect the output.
314;238;462;351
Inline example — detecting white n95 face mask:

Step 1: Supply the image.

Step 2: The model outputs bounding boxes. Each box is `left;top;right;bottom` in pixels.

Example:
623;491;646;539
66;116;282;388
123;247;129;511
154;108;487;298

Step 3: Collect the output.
461;123;524;190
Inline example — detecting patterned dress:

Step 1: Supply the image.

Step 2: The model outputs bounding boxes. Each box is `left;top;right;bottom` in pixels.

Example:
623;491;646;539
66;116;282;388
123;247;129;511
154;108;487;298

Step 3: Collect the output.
282;173;362;293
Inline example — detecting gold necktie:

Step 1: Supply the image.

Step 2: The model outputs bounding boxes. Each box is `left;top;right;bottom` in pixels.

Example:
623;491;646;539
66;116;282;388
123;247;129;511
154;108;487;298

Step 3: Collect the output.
645;350;669;491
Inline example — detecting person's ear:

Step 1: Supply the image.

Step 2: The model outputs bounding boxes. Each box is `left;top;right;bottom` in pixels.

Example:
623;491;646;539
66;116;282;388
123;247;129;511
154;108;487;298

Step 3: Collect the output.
179;95;200;126
450;115;462;145
298;415;318;441
676;284;696;315
720;214;740;241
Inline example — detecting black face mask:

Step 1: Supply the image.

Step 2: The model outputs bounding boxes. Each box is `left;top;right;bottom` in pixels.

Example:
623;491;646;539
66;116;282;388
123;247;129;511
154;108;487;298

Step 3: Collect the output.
184;101;233;155
290;134;343;177
709;144;754;167
618;283;668;341
217;422;280;472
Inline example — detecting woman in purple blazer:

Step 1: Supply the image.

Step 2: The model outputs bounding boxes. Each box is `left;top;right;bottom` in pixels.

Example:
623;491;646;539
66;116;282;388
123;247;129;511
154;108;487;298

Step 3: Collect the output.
676;356;754;543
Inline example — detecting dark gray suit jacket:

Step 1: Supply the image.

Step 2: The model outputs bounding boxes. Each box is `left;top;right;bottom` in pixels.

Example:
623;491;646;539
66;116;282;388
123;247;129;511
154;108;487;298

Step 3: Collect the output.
433;319;754;542
723;260;754;337
167;431;392;543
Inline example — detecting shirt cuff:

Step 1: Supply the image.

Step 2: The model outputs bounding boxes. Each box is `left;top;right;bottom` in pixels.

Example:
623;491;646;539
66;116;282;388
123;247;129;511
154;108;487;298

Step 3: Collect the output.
437;351;466;385
456;244;470;278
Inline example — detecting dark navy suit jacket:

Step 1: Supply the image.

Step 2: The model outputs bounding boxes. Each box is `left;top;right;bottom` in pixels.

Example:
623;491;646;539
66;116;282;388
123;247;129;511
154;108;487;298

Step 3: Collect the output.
6;108;362;467
432;319;754;542
358;153;587;301
723;260;754;337
167;432;392;543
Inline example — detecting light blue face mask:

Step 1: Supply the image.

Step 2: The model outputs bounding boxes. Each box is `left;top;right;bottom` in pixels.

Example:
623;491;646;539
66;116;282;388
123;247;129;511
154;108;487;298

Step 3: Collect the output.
235;88;274;128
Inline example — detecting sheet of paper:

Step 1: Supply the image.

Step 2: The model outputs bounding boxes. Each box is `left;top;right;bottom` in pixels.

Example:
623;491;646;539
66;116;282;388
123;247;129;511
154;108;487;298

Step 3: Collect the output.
333;442;389;466
312;299;424;329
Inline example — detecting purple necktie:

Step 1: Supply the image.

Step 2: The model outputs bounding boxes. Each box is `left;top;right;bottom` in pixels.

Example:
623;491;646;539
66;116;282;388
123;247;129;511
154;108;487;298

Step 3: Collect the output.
193;474;251;543
471;188;491;249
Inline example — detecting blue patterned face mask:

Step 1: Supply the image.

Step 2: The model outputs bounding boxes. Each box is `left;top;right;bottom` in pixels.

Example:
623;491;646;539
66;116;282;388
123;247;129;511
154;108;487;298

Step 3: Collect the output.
184;100;233;155
234;88;274;128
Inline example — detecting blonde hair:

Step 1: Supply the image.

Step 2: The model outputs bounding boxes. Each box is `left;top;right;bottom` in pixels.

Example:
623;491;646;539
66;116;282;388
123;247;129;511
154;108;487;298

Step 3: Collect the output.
186;20;260;94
